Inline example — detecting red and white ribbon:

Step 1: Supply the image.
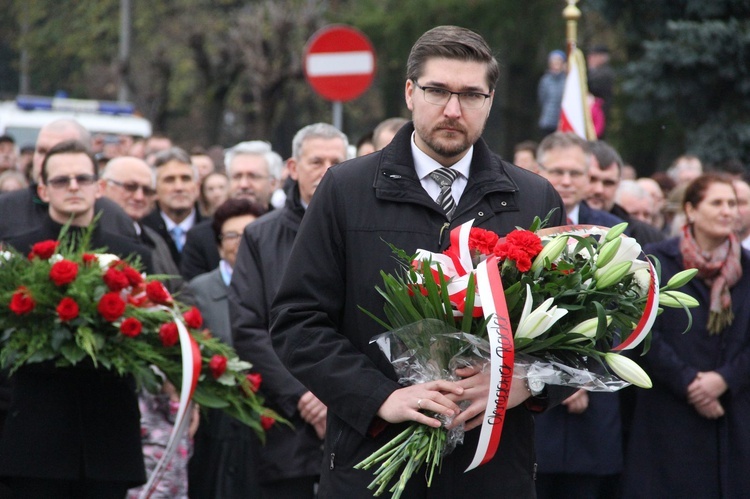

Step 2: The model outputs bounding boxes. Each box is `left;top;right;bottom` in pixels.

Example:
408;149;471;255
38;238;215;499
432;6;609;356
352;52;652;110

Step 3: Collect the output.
465;255;514;472
139;308;202;499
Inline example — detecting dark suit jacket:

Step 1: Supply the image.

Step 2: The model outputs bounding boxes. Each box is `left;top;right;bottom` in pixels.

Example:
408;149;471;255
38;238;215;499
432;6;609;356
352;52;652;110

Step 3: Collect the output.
0;185;137;240
187;268;230;344
0;217;150;484
141;204;204;267
180;220;220;282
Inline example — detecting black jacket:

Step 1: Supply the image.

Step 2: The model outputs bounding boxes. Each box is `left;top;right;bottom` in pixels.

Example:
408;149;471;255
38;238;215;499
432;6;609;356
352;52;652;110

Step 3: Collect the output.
610;203;665;246
228;184;322;483
141;204;204;267
180;219;220;281
270;123;567;498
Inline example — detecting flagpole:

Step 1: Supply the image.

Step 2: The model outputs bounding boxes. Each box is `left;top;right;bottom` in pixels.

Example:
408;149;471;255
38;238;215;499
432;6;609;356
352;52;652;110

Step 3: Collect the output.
561;0;596;140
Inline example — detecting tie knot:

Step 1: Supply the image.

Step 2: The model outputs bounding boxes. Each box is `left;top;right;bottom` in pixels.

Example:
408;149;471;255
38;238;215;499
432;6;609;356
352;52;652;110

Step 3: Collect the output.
429;167;459;187
170;226;184;238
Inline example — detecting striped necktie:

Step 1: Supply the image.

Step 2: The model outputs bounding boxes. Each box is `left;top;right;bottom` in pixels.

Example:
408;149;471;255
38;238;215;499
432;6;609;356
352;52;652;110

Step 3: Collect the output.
429;167;459;219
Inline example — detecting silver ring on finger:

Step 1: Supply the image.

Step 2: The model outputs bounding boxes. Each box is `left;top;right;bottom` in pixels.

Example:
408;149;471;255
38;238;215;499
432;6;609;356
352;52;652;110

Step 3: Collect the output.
417;399;423;410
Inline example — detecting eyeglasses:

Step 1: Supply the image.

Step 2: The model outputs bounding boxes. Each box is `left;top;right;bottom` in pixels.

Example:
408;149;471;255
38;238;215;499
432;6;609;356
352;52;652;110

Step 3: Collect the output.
220;231;243;243
46;174;98;189
412;80;492;109
231;172;270;182
538;166;587;179
105;178;157;196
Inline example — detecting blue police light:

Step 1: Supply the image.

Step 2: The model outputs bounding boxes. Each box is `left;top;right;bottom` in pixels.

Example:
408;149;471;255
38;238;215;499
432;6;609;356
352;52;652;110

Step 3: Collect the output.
15;95;135;115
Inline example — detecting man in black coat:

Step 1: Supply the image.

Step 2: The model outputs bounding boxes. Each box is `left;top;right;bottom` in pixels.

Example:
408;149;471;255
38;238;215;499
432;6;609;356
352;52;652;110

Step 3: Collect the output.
0;140;151;498
180;141;281;281
229;123;348;498
269;26;568;498
0;119;137;241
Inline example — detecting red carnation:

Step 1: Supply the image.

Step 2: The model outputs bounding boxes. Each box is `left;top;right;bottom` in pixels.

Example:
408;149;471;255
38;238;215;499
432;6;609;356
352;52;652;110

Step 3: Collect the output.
97;292;126;322
468;228;500;256
120;317;143;337
49;260;79;286
146;281;172;305
56;297;79;322
82;253;97;265
159;322;179;347
260;415;275;430
246;372;262;393
9;287;35;315
122;266;143;286
183;307;203;329
209;355;228;379
493;229;542;272
30;240;59;260
103;267;130;292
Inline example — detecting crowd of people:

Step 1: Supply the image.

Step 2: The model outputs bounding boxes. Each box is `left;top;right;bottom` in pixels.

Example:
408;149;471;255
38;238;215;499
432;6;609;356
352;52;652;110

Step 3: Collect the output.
0;23;747;499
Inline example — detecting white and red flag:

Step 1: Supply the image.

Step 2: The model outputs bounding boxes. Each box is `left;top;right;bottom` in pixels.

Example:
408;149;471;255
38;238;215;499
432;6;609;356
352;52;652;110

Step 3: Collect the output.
558;47;596;140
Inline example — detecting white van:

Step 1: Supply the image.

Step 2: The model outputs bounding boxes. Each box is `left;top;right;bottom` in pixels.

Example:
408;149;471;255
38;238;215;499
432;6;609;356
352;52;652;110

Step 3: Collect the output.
0;95;152;146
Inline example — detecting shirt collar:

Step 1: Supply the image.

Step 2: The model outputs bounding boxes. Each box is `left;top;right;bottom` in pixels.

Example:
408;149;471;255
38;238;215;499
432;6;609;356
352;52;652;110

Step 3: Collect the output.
219;259;233;286
161;208;196;233
568;204;580;224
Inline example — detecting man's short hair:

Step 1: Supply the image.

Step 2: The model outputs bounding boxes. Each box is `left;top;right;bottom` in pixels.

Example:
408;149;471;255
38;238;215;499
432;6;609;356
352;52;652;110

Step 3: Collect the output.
372;118;408;150
292;123;349;160
41;119;92;148
406;25;500;92
590;140;623;174
40;140;96;183
537;132;591;170
151;147;198;179
0;135;15;146
615;180;650;204
224;141;283;180
514;140;538;157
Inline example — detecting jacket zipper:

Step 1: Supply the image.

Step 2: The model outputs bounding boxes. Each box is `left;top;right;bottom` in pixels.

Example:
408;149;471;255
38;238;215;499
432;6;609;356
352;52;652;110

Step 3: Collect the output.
329;427;344;470
438;221;450;246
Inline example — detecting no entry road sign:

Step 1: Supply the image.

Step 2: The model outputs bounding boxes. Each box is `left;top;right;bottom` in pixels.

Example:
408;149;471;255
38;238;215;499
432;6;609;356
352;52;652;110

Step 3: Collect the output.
304;25;376;102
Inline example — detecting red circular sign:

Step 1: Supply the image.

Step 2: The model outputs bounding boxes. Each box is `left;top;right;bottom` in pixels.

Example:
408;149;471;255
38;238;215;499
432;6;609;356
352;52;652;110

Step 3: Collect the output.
304;25;376;102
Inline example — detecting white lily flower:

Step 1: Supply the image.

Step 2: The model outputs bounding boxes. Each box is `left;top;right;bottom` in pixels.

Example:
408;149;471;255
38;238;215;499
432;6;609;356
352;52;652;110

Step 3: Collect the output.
605;352;652;389
515;284;568;339
566;316;612;343
598;236;645;271
49;253;64;263
530;234;569;272
633;267;651;294
0;251;13;262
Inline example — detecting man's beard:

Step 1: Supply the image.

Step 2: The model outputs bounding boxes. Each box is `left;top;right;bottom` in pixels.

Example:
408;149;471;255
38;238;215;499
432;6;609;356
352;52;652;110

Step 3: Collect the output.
417;119;485;160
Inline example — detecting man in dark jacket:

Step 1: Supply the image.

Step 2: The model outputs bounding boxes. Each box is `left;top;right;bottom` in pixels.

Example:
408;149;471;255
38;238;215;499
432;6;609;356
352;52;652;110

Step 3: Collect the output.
0;140;151;497
269;26;567;498
229;123;348;498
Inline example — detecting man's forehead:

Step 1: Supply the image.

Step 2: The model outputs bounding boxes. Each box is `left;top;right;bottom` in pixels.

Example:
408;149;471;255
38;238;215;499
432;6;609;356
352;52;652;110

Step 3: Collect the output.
543;146;587;169
300;137;347;157
47;153;95;172
232;153;268;171
418;58;490;90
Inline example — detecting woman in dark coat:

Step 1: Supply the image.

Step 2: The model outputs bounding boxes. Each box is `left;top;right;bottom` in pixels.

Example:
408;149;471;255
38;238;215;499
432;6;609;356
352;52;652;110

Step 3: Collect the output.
623;173;750;498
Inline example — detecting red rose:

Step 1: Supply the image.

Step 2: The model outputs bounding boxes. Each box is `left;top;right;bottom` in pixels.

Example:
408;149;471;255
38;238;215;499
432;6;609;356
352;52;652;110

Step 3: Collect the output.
122;266;143;286
468;228;500;255
260;415;275;430
120;317;143;337
159;322;179;347
246;372;262;393
30;240;59;260
183;307;203;329
103;267;130;291
56;297;79;321
9;287;35;315
97;292;126;322
209;355;227;379
146;281;172;305
49;260;79;286
82;253;97;265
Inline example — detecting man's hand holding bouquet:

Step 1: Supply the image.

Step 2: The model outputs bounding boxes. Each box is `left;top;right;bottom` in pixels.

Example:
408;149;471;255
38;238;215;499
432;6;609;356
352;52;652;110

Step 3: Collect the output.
355;214;698;498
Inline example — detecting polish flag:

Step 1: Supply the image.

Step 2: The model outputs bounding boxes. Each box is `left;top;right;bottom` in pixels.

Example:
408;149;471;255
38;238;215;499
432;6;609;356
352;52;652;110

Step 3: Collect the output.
558;47;596;140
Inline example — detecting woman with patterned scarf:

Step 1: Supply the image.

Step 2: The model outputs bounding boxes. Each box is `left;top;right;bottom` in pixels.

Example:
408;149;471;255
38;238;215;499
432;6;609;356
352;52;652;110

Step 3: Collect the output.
622;172;750;498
